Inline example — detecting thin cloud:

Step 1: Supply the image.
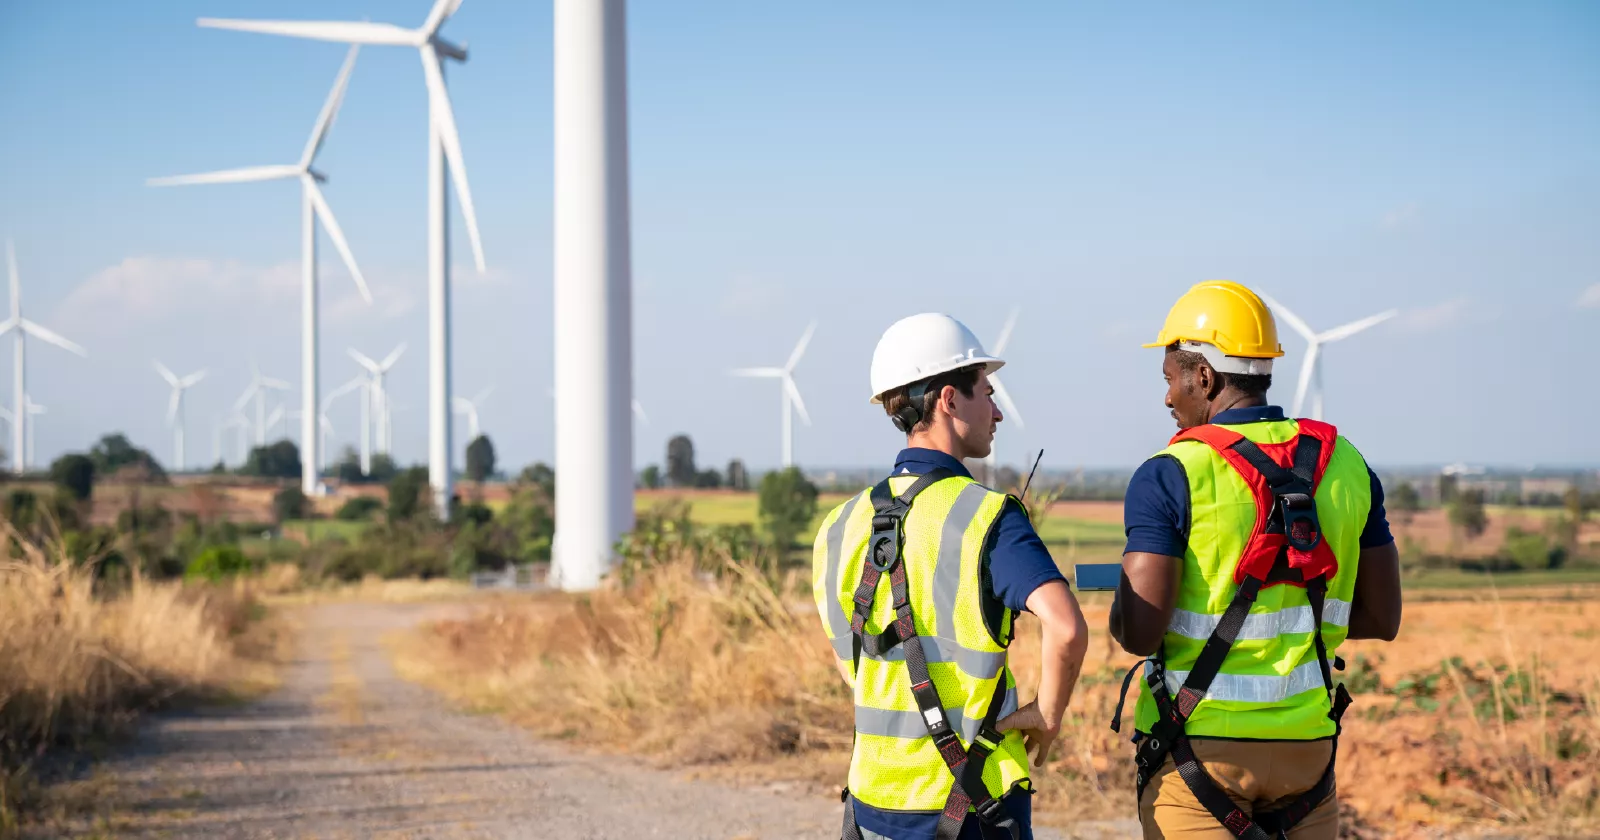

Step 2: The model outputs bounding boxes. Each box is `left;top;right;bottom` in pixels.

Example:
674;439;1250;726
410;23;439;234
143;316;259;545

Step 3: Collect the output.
1380;203;1421;231
1578;284;1600;309
1395;297;1475;333
59;256;299;325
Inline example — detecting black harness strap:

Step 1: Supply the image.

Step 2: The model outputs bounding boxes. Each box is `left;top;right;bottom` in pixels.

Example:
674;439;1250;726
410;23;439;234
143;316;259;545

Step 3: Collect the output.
841;470;1020;840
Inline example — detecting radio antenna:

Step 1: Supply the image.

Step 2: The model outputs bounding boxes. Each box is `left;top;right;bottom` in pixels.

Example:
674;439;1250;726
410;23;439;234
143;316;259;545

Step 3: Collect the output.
1019;449;1044;505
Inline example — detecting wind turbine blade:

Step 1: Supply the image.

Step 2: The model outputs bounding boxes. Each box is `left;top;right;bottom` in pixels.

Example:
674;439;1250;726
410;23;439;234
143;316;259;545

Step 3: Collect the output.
632;399;649;427
321;375;366;410
234;384;259;413
265;406;284;427
167;390;181;425
1318;310;1399;343
730;367;784;378
147;164;302;187
180;370;207;388
784;377;812;426
197;18;421;46
260;376;291;390
451;395;471;412
153;360;179;386
1292;344;1319;417
421;44;486;273
0;319;14;336
380;343;407;369
991;376;1024;430
20;321;86;356
1256;292;1317;343
304;177;372;303
473;384;495;405
421;0;465;38
786;321;817;372
348;348;380;372
992;308;1019;356
301;45;361;167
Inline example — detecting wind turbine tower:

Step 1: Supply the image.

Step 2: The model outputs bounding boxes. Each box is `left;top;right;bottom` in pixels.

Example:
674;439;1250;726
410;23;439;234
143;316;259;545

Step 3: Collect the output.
350;344;404;456
983;309;1025;486
235;364;290;446
1258;293;1398;421
149;46;371;496
154;361;206;472
196;0;489;516
2;241;87;474
552;0;634;590
453;384;494;441
731;321;815;469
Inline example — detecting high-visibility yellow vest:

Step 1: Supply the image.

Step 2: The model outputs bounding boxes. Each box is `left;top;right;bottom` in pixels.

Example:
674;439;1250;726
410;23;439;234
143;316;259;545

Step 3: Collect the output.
813;474;1032;812
1133;418;1371;740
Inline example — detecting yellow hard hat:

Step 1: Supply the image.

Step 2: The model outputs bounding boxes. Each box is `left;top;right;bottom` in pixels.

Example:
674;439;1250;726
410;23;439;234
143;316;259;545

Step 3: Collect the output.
1144;280;1285;362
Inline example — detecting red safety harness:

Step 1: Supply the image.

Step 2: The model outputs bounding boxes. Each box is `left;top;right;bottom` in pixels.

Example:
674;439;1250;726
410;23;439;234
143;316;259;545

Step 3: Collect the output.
1109;420;1354;839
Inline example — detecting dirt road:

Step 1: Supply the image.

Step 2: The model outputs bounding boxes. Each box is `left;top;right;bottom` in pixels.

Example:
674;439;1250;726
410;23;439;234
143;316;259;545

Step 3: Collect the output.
33;602;1121;840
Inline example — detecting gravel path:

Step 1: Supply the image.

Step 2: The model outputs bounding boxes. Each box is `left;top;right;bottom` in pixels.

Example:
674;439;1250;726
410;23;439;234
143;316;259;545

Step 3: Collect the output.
32;601;1127;840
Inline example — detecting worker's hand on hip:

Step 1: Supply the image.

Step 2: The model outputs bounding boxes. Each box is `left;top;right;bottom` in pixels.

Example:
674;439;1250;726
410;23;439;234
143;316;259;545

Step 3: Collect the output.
996;700;1059;768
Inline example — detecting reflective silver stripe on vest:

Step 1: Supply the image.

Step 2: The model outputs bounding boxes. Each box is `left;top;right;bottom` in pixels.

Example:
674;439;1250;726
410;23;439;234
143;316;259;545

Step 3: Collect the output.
934;483;991;641
854;684;1019;743
1159;659;1328;704
1165;599;1353;642
855;636;1006;680
824;494;864;659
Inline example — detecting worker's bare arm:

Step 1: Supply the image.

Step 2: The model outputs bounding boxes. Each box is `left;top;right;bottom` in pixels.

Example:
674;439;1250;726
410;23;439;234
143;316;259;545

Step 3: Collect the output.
1110;552;1182;656
1346;541;1401;641
997;579;1088;767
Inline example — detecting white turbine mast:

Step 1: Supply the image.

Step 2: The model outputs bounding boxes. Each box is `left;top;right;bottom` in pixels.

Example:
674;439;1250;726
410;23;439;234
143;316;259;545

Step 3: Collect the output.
234;362;291;446
349;344;405;457
154;361;206;472
983;308;1025;486
23;396;44;471
150;45;371;496
731;321;815;469
1258;293;1398;421
1;240;88;473
199;0;487;516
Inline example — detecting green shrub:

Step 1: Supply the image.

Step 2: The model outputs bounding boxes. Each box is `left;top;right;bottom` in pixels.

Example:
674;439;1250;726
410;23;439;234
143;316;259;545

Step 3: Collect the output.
50;454;96;502
335;496;383;521
272;486;309;522
185;545;254;582
757;466;819;551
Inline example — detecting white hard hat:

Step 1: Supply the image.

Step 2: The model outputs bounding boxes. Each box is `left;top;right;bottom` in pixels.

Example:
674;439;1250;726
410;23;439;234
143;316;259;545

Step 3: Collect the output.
869;313;1005;404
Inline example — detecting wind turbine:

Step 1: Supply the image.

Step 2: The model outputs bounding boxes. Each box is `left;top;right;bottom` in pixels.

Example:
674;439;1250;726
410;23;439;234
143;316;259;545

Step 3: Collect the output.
350;344;405;455
983;308;1025;486
731;321;816;468
150;45;370;496
154;361;206;472
323;374;366;473
235;363;290;446
452;384;494;441
1258;293;1398;421
197;0;487;517
2;240;87;473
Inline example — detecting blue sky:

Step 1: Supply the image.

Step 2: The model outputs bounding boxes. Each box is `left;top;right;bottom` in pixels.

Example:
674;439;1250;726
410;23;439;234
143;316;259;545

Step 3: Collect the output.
1;1;1597;473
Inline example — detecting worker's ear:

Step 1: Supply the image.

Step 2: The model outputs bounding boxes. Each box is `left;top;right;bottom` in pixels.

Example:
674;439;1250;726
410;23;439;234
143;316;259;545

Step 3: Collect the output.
936;384;959;419
1199;363;1224;400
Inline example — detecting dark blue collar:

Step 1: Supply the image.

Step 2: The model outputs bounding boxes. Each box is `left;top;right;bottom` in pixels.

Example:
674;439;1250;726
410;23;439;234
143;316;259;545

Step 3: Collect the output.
1213;405;1286;425
891;447;973;480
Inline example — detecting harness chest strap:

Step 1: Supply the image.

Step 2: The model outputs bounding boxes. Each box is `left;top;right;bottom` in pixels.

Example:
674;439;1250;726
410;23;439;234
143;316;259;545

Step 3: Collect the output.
841;471;1019;840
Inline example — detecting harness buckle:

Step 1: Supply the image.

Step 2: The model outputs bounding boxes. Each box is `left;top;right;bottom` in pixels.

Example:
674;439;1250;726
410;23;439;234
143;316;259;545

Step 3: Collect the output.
1277;492;1322;552
868;532;899;572
974;795;1008;825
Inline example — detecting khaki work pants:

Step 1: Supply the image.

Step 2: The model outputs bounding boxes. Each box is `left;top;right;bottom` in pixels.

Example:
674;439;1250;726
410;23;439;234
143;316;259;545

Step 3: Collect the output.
1138;738;1337;839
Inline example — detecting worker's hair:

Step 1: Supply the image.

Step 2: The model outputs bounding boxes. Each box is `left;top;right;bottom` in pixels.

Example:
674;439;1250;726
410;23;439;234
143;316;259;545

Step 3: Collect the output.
1168;345;1272;398
882;364;984;433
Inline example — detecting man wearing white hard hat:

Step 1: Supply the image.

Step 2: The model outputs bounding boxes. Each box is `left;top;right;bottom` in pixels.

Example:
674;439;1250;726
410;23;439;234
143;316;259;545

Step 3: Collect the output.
813;313;1089;840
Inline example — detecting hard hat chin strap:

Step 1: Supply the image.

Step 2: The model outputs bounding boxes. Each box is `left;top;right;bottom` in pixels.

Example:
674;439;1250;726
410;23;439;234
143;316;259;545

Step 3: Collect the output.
1181;341;1274;376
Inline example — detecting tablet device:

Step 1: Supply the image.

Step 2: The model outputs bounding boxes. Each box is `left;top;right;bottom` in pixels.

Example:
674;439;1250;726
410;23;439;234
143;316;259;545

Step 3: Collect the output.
1074;563;1122;592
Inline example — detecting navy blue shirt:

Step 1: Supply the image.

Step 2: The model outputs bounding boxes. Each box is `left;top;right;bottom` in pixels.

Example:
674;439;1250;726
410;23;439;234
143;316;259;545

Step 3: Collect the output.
849;448;1059;840
1123;406;1395;558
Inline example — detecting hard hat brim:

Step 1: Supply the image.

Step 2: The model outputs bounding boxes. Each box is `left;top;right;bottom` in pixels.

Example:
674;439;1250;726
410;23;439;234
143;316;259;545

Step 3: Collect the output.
869;356;1005;404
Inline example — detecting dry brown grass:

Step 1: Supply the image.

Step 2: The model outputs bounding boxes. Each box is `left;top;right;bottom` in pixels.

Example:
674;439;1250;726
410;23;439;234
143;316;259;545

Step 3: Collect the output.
0;529;282;836
396;561;1600;838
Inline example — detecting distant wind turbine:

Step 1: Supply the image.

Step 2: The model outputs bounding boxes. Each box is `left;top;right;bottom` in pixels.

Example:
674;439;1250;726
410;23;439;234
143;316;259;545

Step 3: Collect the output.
149;45;371;497
2;240;87;473
322;374;366;472
452;384;495;441
1258;293;1397;421
350;344;405;456
24;396;45;471
983;308;1025;485
731;321;815;468
235;362;291;446
154;361;206;472
197;0;488;516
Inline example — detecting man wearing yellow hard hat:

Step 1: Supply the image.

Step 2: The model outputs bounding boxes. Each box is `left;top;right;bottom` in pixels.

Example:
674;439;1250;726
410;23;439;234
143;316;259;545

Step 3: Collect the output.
1108;281;1402;838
